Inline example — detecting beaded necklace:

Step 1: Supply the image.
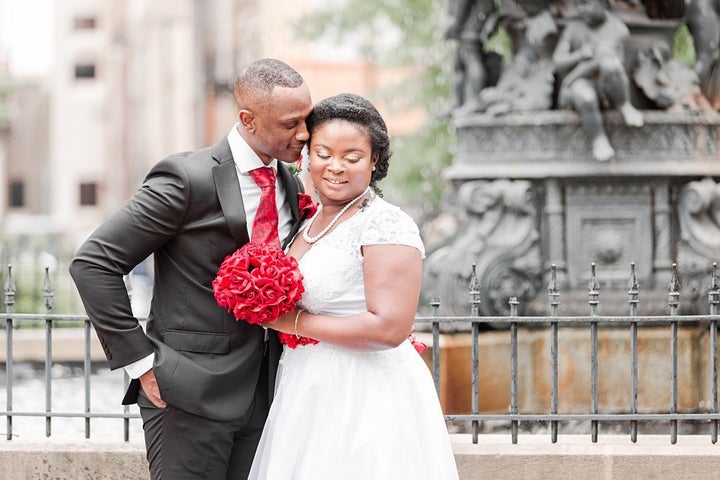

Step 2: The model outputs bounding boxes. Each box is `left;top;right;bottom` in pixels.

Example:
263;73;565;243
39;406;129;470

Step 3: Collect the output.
302;187;370;244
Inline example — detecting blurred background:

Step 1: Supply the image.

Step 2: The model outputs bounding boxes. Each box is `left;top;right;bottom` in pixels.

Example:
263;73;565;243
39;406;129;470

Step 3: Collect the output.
0;0;457;313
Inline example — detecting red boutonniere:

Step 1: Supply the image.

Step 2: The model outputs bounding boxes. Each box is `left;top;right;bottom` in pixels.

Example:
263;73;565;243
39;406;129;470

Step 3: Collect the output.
212;242;318;348
289;154;304;175
298;192;318;221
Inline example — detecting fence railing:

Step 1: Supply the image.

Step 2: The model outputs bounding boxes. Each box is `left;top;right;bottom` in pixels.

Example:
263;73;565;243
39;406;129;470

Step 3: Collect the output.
1;266;139;442
2;262;720;445
416;262;720;445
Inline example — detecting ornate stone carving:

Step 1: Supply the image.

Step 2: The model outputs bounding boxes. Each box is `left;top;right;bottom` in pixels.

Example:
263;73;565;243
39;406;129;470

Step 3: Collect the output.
655;178;720;312
678;178;720;255
422;180;542;320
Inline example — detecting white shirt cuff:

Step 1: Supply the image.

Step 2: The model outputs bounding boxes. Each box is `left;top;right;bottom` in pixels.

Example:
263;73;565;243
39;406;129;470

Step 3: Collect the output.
124;353;154;379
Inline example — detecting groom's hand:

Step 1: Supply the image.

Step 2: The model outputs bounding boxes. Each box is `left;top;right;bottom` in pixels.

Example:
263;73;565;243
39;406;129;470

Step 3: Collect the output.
139;369;167;408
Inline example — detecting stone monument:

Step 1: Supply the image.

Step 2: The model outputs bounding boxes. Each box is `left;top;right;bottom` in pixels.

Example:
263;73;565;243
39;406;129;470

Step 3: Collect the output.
423;0;720;319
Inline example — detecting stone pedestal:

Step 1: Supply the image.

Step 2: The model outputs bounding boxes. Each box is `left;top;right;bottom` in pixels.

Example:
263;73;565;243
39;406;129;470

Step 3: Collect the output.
422;111;720;318
420;328;715;416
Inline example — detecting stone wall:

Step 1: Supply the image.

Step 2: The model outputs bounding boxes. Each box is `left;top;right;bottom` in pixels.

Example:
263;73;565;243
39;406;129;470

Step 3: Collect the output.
2;435;718;480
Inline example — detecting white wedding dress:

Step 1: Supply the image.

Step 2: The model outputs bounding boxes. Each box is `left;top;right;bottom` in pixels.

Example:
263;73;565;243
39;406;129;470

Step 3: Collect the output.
248;197;459;479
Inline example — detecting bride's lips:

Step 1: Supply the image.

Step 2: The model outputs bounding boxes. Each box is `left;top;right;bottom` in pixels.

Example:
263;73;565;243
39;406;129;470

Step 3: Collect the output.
323;178;348;186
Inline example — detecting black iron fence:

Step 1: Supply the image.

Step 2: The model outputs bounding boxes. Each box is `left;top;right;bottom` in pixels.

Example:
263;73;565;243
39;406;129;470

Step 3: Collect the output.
418;262;719;445
2;262;719;445
1;266;138;442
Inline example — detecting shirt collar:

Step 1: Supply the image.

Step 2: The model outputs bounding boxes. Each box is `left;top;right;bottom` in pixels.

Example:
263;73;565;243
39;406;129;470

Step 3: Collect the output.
227;123;278;173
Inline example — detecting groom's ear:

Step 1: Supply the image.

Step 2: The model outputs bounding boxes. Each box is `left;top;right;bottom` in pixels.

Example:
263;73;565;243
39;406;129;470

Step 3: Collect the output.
238;110;256;133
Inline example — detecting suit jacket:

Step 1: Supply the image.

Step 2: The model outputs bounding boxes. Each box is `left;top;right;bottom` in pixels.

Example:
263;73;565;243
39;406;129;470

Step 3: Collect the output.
69;137;303;421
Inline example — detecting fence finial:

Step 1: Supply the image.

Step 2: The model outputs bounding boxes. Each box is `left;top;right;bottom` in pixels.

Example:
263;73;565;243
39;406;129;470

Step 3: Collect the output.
628;262;639;291
548;264;559;308
4;264;16;309
469;263;481;315
628;262;639;308
508;297;519;316
588;263;599;308
668;263;680;308
42;267;54;312
588;263;599;292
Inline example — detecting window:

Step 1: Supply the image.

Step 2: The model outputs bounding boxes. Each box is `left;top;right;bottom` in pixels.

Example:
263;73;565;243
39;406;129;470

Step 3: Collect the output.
74;63;96;79
73;17;97;29
9;180;24;208
80;182;97;206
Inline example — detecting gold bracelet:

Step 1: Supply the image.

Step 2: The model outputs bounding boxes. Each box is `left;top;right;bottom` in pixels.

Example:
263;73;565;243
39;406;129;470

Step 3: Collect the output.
294;308;304;339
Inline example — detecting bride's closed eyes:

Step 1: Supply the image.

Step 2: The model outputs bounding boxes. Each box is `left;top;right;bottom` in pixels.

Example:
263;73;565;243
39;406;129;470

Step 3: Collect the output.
311;150;365;164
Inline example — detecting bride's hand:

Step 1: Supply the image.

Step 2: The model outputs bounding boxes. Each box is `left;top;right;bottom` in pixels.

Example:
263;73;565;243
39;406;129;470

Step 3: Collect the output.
262;309;297;334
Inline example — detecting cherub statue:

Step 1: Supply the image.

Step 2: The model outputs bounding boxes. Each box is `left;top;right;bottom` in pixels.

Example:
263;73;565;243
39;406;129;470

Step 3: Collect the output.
686;0;720;109
633;41;714;112
476;0;558;114
552;0;645;161
444;0;499;115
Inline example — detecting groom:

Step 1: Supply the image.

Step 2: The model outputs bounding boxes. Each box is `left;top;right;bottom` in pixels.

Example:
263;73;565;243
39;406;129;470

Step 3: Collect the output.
70;58;313;479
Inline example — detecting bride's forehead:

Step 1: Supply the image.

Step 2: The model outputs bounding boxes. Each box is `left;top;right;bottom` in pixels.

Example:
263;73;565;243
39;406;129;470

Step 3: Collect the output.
313;120;369;140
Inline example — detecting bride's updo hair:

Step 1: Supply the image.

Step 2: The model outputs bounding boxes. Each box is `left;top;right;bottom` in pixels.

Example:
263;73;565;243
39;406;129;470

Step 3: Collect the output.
306;93;391;195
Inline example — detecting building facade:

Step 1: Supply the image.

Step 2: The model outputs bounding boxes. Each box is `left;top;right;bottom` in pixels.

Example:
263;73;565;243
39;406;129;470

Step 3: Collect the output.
0;0;424;311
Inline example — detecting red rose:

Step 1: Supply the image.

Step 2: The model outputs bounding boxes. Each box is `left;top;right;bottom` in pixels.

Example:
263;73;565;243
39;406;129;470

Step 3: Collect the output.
298;193;318;221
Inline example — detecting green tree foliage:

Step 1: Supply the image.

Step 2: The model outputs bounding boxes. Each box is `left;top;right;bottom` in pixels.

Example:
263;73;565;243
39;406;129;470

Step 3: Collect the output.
295;0;455;215
673;23;696;68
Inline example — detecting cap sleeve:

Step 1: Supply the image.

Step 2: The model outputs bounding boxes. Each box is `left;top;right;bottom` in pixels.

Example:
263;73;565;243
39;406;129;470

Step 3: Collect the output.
359;203;425;258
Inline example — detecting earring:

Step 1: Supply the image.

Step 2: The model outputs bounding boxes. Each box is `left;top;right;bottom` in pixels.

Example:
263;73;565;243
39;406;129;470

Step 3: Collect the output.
372;166;376;171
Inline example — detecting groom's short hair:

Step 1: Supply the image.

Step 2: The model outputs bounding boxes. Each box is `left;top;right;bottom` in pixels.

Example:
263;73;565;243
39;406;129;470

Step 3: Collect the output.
234;58;304;109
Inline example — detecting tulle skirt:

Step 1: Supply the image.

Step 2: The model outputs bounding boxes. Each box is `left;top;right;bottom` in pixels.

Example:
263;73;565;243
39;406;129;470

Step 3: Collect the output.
248;340;459;479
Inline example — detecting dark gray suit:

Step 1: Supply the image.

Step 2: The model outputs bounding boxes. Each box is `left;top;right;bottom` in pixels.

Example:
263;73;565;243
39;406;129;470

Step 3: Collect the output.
70;137;303;477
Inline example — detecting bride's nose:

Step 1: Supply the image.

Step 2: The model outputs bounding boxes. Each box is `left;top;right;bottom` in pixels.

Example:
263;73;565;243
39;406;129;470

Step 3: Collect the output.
327;157;344;173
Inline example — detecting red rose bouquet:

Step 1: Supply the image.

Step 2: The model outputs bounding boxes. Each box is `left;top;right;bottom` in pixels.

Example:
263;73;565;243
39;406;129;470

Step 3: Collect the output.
213;241;318;347
213;242;303;325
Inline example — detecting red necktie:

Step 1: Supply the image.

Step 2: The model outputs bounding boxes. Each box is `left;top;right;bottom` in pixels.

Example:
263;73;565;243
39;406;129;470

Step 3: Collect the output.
248;167;280;245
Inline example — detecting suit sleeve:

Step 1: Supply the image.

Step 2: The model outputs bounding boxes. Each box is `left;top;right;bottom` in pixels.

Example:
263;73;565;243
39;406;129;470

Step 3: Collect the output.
69;158;191;370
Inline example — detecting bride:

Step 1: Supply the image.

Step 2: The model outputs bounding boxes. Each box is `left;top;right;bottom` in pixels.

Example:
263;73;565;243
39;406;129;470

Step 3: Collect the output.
249;93;459;479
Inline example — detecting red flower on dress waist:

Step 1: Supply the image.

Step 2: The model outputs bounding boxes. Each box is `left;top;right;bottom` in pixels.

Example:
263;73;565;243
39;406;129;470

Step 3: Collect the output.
278;331;319;349
412;340;428;355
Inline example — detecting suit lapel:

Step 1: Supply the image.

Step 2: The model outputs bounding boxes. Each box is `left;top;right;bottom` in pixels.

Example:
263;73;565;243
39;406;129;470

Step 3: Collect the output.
278;164;302;248
212;139;250;247
212;137;303;249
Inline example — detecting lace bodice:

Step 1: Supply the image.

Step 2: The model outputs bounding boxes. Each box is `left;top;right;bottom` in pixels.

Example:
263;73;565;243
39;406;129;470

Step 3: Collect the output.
297;197;425;317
